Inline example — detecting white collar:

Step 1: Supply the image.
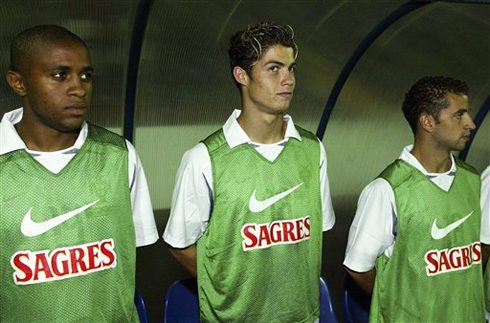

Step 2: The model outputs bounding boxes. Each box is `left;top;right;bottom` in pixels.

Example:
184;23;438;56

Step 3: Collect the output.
0;107;87;155
222;109;302;148
400;144;456;175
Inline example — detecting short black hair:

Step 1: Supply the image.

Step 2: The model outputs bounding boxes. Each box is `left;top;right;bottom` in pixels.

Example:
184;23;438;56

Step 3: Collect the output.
10;25;88;73
402;76;469;134
228;22;297;82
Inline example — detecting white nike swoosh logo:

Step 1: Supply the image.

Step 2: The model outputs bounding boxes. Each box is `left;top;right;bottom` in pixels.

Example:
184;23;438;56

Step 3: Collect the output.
431;211;473;240
249;183;303;213
21;200;99;237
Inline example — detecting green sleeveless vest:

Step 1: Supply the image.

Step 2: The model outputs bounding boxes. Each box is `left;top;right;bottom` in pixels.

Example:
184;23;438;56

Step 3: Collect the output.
198;127;323;323
370;159;484;323
0;124;138;322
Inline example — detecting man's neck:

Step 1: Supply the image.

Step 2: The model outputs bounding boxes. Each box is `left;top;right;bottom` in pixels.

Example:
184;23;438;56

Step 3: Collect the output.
237;110;286;144
411;142;452;173
15;121;80;152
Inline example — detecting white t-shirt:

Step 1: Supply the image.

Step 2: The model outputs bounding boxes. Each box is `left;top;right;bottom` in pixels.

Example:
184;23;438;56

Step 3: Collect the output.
343;145;465;272
482;165;490;245
0;108;158;247
163;109;335;248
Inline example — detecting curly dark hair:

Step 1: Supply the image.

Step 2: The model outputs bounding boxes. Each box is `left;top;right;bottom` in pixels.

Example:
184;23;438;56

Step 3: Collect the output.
10;25;88;73
402;76;469;134
228;22;297;83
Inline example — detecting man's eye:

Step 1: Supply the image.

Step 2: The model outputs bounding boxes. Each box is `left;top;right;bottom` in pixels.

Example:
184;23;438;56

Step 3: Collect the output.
269;66;279;72
81;72;93;81
53;72;66;79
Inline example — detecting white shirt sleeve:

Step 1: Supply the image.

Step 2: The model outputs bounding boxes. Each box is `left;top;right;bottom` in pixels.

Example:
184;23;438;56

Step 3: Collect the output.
126;140;159;247
343;178;396;272
481;166;490;244
319;140;335;231
163;143;212;248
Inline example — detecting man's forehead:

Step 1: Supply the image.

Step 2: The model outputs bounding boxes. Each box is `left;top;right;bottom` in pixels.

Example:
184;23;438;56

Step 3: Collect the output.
258;45;296;64
30;40;91;64
447;92;468;102
445;93;469;110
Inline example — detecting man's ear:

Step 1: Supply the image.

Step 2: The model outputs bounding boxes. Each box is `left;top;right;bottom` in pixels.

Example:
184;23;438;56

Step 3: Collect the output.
419;112;436;133
232;66;249;87
6;70;27;97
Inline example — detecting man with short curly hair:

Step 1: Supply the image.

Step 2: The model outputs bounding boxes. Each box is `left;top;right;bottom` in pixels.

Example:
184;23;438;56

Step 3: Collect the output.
344;76;488;322
164;22;335;322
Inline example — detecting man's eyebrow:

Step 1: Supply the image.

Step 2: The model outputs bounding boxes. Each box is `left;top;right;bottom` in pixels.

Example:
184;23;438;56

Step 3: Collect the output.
82;66;94;73
454;108;470;114
264;60;296;67
46;65;71;71
264;60;285;66
46;65;94;72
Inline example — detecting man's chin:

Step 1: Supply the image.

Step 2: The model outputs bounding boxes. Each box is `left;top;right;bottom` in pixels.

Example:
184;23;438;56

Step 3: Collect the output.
59;123;84;134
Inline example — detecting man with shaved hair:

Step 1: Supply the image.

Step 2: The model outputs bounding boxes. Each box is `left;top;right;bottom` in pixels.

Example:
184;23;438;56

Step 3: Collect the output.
344;76;488;322
164;22;335;322
0;25;158;322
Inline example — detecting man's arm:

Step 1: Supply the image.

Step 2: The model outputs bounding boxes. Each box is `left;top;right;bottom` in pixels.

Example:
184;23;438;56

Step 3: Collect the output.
343;178;395;295
163;143;212;275
169;244;197;276
482;243;490;272
345;267;376;295
127;140;159;247
480;166;489;271
318;140;335;231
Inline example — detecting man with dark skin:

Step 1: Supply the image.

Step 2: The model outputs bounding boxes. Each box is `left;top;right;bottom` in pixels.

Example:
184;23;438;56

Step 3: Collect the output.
1;25;157;322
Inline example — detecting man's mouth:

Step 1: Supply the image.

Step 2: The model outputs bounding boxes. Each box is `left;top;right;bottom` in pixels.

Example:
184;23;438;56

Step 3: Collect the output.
66;105;86;116
277;92;292;98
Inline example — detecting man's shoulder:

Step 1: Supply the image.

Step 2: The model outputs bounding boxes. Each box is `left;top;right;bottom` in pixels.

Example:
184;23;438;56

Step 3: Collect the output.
294;125;317;141
201;128;226;153
377;159;415;188
181;142;210;167
86;123;127;149
454;157;479;177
